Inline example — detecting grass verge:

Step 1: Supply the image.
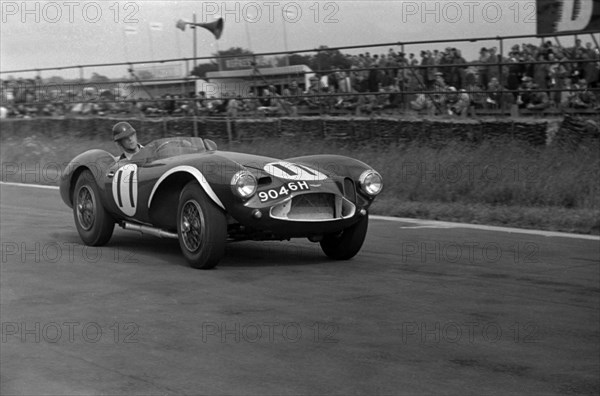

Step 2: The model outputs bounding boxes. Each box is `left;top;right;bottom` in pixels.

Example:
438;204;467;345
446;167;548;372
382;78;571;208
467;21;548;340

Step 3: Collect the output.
1;133;598;234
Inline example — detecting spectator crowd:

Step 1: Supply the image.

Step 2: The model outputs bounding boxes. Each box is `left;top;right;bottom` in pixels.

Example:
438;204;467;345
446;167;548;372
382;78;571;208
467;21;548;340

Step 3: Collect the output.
1;38;598;119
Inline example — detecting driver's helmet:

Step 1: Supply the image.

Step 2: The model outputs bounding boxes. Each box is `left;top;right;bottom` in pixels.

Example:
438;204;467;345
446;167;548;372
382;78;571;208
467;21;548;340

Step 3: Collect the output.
112;122;136;141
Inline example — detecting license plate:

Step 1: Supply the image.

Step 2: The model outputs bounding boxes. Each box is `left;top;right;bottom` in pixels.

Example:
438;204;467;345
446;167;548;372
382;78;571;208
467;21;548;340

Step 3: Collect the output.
258;181;310;203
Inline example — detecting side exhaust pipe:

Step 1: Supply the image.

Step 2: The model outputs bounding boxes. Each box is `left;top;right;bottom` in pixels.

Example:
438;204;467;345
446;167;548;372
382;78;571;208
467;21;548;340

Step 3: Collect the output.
120;222;178;239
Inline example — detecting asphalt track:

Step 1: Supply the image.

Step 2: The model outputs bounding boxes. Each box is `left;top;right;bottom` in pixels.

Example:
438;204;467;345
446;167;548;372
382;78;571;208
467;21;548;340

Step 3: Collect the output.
1;182;599;395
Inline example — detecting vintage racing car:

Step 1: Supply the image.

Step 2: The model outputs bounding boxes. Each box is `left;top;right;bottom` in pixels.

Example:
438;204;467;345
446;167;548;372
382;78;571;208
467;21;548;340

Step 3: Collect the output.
59;137;383;269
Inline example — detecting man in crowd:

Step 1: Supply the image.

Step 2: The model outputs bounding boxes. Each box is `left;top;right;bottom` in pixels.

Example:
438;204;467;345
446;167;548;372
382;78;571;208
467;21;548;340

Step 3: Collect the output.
420;50;436;88
432;72;448;113
571;78;598;109
446;87;471;116
518;76;550;110
507;47;525;100
478;47;491;89
282;80;304;116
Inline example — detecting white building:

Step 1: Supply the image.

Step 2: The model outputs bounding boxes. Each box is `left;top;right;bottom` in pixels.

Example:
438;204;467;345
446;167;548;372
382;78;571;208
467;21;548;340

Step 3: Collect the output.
201;64;314;98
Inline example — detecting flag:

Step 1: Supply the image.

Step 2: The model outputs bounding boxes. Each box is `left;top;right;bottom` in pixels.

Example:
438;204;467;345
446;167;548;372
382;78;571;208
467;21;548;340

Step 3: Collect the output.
150;22;163;31
124;26;138;35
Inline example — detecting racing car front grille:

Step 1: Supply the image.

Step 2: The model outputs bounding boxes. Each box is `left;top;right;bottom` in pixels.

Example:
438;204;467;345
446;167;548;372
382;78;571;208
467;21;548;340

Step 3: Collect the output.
270;193;356;221
343;178;357;203
257;176;272;187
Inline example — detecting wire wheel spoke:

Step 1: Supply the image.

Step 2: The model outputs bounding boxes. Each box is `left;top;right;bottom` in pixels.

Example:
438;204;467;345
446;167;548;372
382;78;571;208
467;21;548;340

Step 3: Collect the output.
76;186;95;231
181;200;205;252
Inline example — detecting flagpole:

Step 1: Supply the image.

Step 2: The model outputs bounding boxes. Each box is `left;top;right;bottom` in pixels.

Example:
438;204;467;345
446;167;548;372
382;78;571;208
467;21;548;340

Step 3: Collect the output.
148;22;155;61
121;27;129;63
193;12;197;70
282;21;289;66
215;38;221;71
244;20;252;51
175;21;182;59
282;11;292;67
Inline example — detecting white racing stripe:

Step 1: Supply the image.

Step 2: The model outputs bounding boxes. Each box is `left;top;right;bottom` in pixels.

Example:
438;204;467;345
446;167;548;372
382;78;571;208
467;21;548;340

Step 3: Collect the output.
1;181;598;241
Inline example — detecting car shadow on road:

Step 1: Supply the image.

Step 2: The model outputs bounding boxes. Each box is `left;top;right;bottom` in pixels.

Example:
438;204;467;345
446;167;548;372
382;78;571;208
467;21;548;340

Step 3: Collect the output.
65;230;329;268
220;241;328;268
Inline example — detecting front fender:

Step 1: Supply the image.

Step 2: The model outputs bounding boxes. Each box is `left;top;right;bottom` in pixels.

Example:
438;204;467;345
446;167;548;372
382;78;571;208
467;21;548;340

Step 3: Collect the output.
59;149;116;207
147;165;226;210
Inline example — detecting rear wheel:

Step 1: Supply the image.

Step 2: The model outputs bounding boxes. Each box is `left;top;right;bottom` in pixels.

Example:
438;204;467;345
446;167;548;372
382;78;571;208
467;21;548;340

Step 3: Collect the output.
177;182;227;269
72;170;114;246
320;214;369;260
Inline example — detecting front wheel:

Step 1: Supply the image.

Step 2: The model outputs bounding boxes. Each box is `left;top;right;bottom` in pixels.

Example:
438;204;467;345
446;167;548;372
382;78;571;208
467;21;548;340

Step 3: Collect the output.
320;214;369;260
72;170;114;246
177;182;227;269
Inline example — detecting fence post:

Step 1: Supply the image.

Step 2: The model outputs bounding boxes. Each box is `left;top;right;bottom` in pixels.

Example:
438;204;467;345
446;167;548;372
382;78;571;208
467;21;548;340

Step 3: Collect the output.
226;116;233;143
191;97;198;137
498;37;504;112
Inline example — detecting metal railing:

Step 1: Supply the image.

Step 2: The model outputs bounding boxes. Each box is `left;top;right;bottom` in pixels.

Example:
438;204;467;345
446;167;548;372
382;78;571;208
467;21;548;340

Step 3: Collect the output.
1;31;599;119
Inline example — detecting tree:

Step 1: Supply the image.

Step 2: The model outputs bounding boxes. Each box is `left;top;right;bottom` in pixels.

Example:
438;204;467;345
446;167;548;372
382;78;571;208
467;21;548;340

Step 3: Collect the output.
191;47;255;77
274;56;288;67
191;63;219;78
215;47;254;70
137;70;154;80
311;46;351;73
215;47;253;57
288;54;313;67
90;72;110;82
45;76;65;84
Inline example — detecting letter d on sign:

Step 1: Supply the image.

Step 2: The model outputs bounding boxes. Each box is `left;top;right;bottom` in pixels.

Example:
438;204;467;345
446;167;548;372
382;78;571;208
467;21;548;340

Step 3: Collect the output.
555;0;594;32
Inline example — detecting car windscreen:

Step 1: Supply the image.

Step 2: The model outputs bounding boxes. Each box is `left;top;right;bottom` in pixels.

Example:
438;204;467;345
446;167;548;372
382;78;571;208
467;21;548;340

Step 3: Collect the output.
132;137;208;161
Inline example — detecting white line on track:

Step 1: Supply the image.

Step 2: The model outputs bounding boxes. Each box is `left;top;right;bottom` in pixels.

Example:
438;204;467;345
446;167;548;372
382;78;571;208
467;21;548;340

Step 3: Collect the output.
370;215;600;240
0;181;59;190
1;181;598;241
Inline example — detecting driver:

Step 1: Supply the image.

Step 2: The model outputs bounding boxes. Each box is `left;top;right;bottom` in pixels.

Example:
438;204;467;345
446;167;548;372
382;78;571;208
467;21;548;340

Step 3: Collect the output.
112;121;143;160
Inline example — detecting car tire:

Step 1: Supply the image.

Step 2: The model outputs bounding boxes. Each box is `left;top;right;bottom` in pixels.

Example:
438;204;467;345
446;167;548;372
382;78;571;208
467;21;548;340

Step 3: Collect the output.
320;214;369;260
177;181;227;269
73;170;115;246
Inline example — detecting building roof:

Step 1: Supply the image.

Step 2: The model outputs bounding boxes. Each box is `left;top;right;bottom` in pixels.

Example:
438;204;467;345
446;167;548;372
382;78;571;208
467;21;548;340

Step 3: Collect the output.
206;64;312;79
137;79;196;86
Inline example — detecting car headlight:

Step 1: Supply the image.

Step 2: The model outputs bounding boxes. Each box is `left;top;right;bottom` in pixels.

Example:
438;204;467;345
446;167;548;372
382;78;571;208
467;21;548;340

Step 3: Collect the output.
231;170;257;199
359;170;383;196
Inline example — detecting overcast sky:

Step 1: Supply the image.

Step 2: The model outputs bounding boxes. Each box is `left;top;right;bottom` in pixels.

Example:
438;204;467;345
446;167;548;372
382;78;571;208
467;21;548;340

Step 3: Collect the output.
0;0;585;79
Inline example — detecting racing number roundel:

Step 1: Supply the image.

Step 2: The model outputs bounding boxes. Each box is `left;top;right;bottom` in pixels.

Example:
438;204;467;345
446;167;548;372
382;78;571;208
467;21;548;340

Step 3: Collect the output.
112;164;138;216
263;162;327;181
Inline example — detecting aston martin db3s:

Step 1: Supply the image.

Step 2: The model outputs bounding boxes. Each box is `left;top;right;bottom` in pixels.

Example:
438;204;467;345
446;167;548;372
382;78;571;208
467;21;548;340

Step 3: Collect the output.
60;137;383;269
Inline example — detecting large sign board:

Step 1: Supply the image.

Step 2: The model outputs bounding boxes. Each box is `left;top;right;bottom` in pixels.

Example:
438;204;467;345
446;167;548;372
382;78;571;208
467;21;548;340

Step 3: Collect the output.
134;64;184;79
223;57;273;70
537;0;600;34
